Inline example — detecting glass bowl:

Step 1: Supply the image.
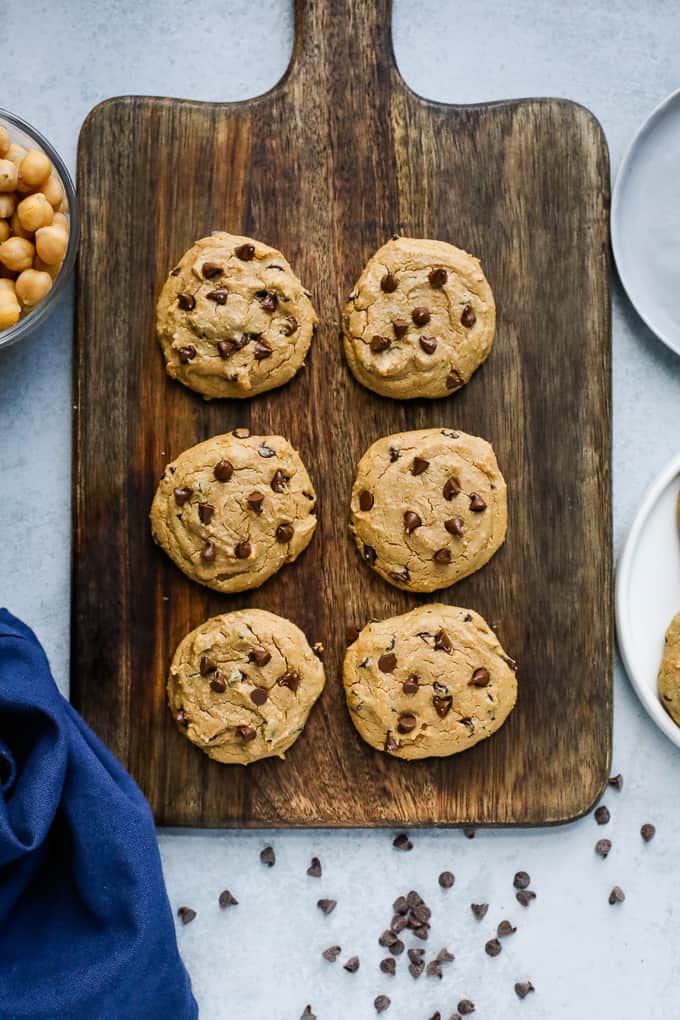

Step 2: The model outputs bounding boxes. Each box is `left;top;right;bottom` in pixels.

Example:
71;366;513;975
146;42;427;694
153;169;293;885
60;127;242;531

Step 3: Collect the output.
0;109;79;352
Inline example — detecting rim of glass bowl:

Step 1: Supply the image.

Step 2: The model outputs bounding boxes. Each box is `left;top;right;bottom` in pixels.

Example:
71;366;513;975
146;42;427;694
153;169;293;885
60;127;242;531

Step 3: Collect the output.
0;108;79;352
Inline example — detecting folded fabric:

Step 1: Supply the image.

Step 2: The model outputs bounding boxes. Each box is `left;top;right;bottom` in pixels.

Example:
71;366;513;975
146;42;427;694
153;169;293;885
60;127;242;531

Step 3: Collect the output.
0;609;197;1020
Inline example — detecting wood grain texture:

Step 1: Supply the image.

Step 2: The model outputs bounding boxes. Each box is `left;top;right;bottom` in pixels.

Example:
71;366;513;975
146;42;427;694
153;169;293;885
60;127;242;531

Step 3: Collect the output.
72;0;612;827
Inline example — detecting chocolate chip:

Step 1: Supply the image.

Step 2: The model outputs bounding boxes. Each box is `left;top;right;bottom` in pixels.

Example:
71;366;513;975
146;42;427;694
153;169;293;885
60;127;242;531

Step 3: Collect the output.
471;903;488;920
246;490;264;513
235;540;252;559
393;832;413;851
446;368;464;390
439;871;455;888
411;903;431;924
200;656;217;676
380;957;396;976
359;489;374;511
379;930;398;947
363;544;377;565
470;667;490;687
419;335;438;354
411;306;430;326
595;838;612;858
393;896;409;915
594;805;610;825
403;510;422;533
434;548;452;565
408;960;425;978
214;459;234;482
343;956;359;973
270;469;288;492
259;846;275;867
248;648;271;668
170;267;181;276
218;889;238;907
206;286;228;304
307;856;322;878
463;826;476;838
443;476;461;500
433;695;453;717
322;945;341;962
641;823;656;842
469;492;487;511
426;961;443;978
281;315;298;335
384;730;399;751
381;272;398;293
391;914;408;933
374;995;391;1013
428;267;448;287
257;290;278;312
254;340;273;360
217;339;237;358
514;982;535;1000
234;243;255;260
276;522;294;542
458;1000;475;1015
461;304;476;327
201;540;216;562
250;686;268;706
237;724;256;742
278;670;300;692
174;486;193;506
609;885;625;905
407;947;424;963
434;629;452;653
378;652;397;673
608;773;624;790
513;871;531;889
403;675;419;695
389;446;400;462
209;672;226;693
393;318;409;337
497;920;516;937
485;938;502;957
389;566;410;584
178;345;196;363
177;906;196;925
397;713;417;733
175;709;189;727
427;1013;441;1020
445;516;464;536
300;1008;315;1020
515;890;536;907
412;456;429;475
198;502;214;524
177;293;195;311
201;261;223;279
371;334;391;353
437;948;454;963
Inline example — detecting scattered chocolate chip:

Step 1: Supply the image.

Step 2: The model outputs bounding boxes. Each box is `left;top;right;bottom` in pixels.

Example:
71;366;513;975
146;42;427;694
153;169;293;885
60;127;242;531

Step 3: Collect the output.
393;896;409;915
485;938;502;957
250;686;268;706
173;486;193;507
411;306;430;326
389;566;411;585
446;369;464;390
235;540;252;559
470;667;490;687
389;446;400;462
463;827;476;839
469;492;487;511
343;956;360;973
497;920;516;937
403;675;419;695
433;695;453;717
201;261;223;279
359;489;375;511
380;957;396;976
363;544;377;565
258;290;278;312
378;652;397;673
596;838;612;858
275;522;294;543
214;459;234;482
246;490;264;513
237;724;256;742
177;906;196;925
393;318;409;337
374;995;391;1013
389;939;405;956
407;948;424;962
254;340;272;360
514;981;535;1000
428;267;447;287
641;823;656;842
201;540;216;562
608;773;624;790
260;846;275;867
426;960;443;978
434;629;452;653
248;648;271;668
437;948;454;964
209;672;226;693
594;805;610;825
371;334;391;353
515;890;536;907
206;286;228;304
269;469;287;493
609;885;625;904
438;871;455;889
471;903;489;920
441;516;464;539
217;339;238;358
278;671;300;693
234;243;255;260
458;1000;475;1015
408;960;425;979
397;713;417;734
411;903;431;924
393;833;413;851
412;925;429;941
419;335;438;354
381;272;398;293
391;914;408;933
300;1007;315;1019
175;710;189;727
198;502;214;524
461;304;476;327
307;857;322;878
200;656;217;676
427;1013;441;1020
403;510;422;533
412;456;429;475
322;945;341;962
178;345;196;363
218;889;238;908
443;476;461;500
434;548;452;565
406;890;423;908
514;871;530;889
281;315;298;335
379;930;398;948
177;293;195;311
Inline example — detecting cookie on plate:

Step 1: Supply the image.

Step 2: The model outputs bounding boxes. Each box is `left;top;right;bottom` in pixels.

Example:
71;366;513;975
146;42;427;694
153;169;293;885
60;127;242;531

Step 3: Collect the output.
350;427;507;592
343;604;517;760
342;236;495;399
659;612;680;726
156;231;318;399
150;430;317;593
168;609;325;764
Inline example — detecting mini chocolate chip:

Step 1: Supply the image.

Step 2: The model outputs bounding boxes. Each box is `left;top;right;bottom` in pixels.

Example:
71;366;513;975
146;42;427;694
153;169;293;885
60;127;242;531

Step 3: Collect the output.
322;945;341;962
426;961;443;978
446;369;464;390
641;823;656;842
175;710;189;727
202;261;223;279
609;885;625;904
247;490;264;513
470;667;490;687
393;318;409;337
254;340;272;360
469;492;487;512
438;871;455;889
608;773;624;790
198;502;214;524
393;832;413;851
346;624;361;644
411;306;430;326
235;540;252;559
412;456;429;475
237;724;256;742
443;476;461;500
371;334;391;352
461;303;476;327
403;510;422;533
433;695;453;717
281;315;298;335
403;675;419;695
307;857;322;878
174;486;193;506
260;846;275;866
485;938;502;957
434;548;452;565
378;652;397;673
278;670;300;692
397;713;417;733
217;339;238;358
258;291;278;312
250;686;268;706
206;286;228;304
210;671;226;693
434;629;452;652
381;272;398;292
317;898;337;915
234;243;255;260
359;489;374;511
177;293;195;311
201;540;216;562
419;335;438;354
178;345;196;363
516;890;536;907
445;516;464;536
594;805;610;825
497;920;516;937
471;902;489;919
596;838;612;858
276;522;294;542
270;469;288;492
385;731;399;752
380;957;396;976
458;1001;475;1015
513;871;531;889
218;889;238;907
249;647;271;667
200;655;217;676
363;544;377;565
374;994;391;1013
214;459;234;482
409;960;425;978
514;982;535;1000
428;267;448;287
177;906;196;925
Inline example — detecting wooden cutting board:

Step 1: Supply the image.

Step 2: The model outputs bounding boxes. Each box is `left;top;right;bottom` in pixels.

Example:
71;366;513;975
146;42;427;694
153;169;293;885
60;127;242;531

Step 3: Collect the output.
72;0;612;827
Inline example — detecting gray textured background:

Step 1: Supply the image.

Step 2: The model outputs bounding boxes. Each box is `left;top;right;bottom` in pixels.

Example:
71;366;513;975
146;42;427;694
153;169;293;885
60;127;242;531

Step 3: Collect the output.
1;2;679;1017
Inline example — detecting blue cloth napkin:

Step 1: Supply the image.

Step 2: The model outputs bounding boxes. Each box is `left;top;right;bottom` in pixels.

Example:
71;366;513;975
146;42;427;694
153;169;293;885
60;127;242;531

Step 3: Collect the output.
0;609;197;1020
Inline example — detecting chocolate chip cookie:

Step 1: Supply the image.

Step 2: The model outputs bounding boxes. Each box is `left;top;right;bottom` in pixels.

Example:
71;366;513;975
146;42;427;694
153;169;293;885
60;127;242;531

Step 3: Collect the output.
156;232;318;399
168;609;325;764
342;236;495;399
350;428;507;592
344;604;517;759
150;430;317;592
659;612;680;726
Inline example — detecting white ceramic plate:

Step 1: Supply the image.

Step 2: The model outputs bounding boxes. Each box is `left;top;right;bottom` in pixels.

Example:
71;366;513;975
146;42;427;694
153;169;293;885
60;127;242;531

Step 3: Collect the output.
616;453;680;748
611;89;680;357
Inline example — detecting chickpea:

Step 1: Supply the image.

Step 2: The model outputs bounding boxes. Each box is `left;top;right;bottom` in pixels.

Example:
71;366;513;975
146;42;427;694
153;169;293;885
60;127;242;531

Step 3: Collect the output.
0;127;9;157
40;172;64;209
35;224;67;265
5;144;27;168
0;193;15;218
0;159;18;193
17;149;52;191
15;268;52;309
0;221;9;243
0;290;21;329
17;192;54;233
0;236;35;272
10;211;33;240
